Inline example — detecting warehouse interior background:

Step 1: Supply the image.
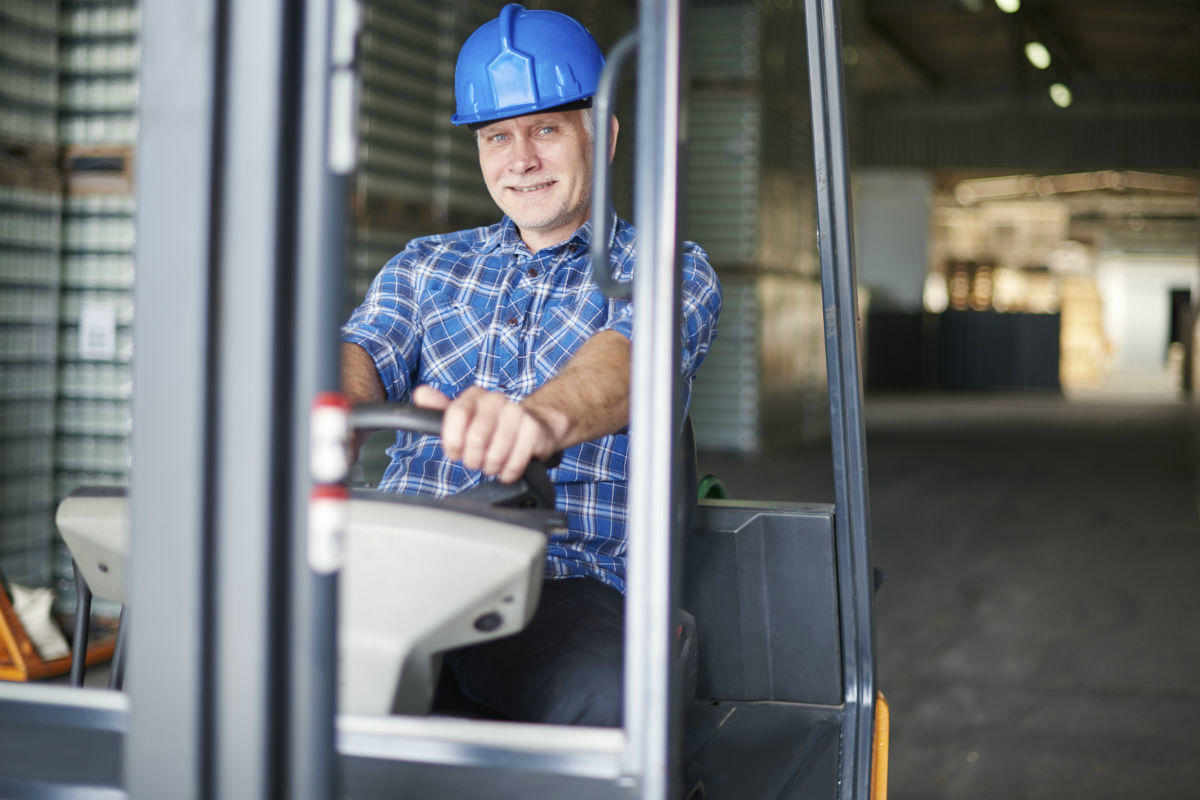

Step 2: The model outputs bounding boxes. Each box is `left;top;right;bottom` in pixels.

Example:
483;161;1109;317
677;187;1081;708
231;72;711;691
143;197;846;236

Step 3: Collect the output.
0;0;1197;798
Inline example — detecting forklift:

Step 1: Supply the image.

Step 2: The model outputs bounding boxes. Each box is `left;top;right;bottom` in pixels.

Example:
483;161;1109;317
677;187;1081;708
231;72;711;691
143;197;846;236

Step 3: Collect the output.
0;0;885;798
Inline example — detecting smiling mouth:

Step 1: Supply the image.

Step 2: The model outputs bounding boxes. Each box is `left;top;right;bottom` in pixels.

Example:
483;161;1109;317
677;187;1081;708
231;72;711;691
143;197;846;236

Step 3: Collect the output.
508;181;556;193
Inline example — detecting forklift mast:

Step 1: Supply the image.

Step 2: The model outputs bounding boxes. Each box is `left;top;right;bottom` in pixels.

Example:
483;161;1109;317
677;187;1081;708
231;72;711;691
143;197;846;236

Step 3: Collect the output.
0;1;876;798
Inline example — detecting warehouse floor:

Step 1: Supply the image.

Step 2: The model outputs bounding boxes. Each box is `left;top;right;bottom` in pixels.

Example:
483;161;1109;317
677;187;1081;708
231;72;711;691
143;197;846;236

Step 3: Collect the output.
699;392;1200;800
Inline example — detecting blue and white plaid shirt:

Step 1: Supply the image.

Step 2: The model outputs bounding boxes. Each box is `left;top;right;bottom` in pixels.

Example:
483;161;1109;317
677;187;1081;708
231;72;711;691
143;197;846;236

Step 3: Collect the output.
341;213;721;592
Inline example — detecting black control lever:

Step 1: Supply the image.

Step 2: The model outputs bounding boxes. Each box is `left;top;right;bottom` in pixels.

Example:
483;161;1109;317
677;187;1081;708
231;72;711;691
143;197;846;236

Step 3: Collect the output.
348;403;561;509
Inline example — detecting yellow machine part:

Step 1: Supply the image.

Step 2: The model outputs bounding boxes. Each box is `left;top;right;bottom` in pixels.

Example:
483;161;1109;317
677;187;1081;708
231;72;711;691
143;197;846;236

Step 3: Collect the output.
872;691;890;800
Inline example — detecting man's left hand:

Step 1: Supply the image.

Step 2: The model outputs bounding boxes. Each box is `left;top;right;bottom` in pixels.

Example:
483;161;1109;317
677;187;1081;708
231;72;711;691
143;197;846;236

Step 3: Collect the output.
412;385;564;483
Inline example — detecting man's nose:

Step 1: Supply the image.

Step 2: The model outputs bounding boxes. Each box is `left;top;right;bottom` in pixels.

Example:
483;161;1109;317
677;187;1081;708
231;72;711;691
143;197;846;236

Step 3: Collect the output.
508;136;539;173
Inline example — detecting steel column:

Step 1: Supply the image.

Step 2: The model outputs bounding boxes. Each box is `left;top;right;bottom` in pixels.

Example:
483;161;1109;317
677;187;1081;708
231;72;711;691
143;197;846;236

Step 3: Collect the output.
132;0;308;796
210;0;302;795
289;0;357;797
127;2;224;796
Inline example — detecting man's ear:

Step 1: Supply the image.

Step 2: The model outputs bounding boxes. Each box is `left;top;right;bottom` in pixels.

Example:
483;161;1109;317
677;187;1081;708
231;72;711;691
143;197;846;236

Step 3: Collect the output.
608;115;620;163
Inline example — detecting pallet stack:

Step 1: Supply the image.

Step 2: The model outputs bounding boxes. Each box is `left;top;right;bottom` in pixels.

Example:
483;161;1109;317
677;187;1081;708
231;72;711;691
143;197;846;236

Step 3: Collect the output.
683;3;764;453
683;2;832;452
0;2;63;590
50;0;138;613
352;0;497;307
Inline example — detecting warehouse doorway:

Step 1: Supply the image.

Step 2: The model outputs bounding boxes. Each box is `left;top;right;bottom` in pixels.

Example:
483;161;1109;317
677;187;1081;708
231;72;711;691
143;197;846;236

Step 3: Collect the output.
1168;288;1192;354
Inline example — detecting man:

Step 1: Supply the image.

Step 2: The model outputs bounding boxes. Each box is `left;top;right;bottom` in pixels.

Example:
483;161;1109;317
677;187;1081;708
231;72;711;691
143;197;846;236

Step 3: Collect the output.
340;3;721;727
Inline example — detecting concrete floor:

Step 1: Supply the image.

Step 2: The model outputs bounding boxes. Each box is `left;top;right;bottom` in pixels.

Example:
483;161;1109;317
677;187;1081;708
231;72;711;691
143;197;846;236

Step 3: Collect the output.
699;393;1200;800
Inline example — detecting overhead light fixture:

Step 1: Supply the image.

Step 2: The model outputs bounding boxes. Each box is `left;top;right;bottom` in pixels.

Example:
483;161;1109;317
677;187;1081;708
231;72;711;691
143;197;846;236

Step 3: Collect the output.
995;0;1020;12
1049;83;1072;108
1024;41;1051;69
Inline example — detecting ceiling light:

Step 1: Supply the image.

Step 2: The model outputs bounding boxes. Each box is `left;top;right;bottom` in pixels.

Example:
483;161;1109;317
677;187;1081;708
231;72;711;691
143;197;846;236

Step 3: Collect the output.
1024;41;1051;69
995;0;1020;12
1049;83;1072;108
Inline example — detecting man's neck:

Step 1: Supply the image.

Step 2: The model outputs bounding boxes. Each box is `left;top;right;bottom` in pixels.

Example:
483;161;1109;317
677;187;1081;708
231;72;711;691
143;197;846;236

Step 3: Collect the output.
515;210;591;254
519;228;578;254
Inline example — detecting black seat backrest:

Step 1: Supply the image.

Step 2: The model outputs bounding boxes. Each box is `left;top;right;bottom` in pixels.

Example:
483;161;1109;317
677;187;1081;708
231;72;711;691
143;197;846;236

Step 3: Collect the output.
684;501;843;706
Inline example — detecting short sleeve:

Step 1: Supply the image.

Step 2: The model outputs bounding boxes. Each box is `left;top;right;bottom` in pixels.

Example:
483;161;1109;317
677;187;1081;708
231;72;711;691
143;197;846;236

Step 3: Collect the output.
340;248;422;401
679;242;722;378
594;240;721;378
600;297;634;342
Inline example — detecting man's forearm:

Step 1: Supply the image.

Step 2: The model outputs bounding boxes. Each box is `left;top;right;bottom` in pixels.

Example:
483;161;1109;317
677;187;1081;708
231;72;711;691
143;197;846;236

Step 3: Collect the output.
412;330;631;483
521;329;631;451
341;342;386;460
341;341;386;405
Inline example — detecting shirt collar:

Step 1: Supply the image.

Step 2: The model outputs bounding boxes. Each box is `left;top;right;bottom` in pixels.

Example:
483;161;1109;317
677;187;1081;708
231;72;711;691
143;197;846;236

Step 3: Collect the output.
481;210;619;256
564;208;620;254
481;216;525;254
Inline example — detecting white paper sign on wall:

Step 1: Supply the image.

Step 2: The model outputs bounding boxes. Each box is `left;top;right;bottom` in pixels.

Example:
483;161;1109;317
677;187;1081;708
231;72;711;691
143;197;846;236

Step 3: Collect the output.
79;299;118;360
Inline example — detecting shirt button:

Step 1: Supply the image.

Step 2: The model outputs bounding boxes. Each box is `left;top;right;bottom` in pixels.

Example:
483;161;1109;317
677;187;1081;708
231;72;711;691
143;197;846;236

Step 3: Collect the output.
507;316;519;327
527;267;539;278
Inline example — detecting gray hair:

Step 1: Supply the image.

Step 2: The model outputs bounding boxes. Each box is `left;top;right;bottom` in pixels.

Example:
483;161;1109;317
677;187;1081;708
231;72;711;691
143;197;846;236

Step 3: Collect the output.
581;107;595;142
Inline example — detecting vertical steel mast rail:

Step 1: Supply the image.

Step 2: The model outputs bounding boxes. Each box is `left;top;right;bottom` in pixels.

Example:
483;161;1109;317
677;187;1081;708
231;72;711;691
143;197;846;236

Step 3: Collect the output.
291;0;355;798
624;0;685;798
126;1;226;796
803;1;878;798
130;0;343;796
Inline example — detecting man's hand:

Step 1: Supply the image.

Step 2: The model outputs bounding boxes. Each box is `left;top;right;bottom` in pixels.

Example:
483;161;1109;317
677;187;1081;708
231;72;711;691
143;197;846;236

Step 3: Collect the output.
413;385;567;483
411;330;631;484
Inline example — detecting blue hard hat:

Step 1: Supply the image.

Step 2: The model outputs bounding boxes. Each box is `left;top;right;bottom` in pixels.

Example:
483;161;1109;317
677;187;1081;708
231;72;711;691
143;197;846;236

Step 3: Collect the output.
452;3;605;127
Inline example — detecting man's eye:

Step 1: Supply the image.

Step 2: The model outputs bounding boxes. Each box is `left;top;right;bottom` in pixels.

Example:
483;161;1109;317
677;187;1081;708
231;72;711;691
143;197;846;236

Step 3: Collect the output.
537;126;555;136
489;134;508;144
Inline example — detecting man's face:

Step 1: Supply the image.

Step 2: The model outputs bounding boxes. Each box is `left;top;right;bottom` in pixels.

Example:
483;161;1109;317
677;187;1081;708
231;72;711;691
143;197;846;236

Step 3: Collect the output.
476;109;594;252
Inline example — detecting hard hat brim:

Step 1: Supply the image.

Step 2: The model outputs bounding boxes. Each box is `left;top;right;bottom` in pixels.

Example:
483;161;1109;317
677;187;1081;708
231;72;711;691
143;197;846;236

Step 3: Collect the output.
455;97;595;129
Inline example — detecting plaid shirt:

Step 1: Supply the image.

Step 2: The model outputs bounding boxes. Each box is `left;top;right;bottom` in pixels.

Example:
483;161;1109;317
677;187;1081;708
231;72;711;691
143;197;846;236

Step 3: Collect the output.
341;213;721;592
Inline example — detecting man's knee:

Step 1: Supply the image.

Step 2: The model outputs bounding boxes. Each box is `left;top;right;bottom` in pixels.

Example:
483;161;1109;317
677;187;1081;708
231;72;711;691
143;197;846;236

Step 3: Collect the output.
438;577;626;726
534;650;623;726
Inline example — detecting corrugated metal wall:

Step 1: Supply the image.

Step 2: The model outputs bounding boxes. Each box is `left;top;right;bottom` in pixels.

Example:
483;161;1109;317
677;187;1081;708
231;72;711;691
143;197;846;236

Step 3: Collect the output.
855;98;1200;172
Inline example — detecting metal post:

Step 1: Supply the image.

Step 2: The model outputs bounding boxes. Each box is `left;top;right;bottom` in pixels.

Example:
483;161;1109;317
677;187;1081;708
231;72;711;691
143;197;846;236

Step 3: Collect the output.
624;0;684;797
127;2;225;796
289;0;357;797
131;0;309;796
803;1;877;798
108;608;127;690
209;0;304;794
69;561;91;687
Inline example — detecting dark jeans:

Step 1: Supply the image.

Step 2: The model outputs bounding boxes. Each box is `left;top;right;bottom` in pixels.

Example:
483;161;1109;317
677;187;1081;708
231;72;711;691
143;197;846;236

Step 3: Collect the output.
433;576;624;727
